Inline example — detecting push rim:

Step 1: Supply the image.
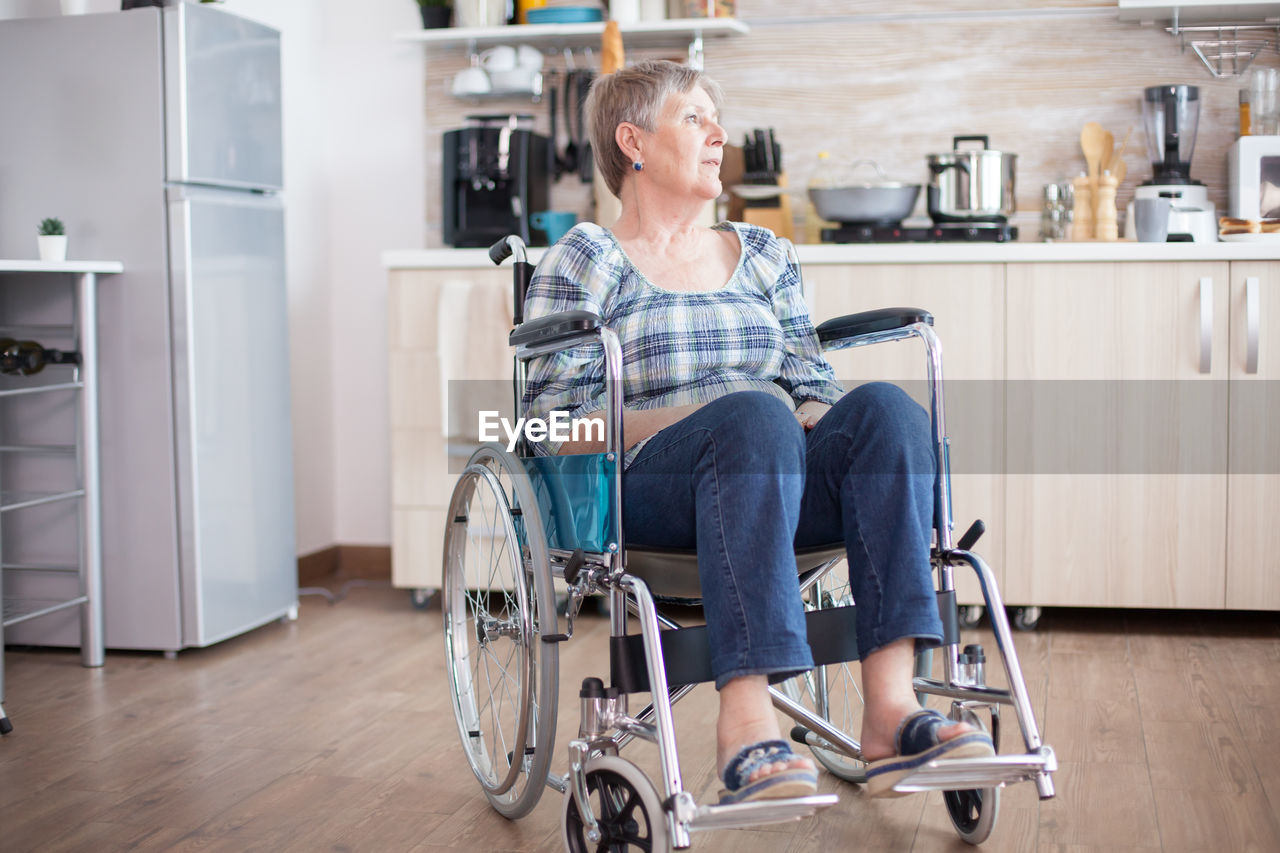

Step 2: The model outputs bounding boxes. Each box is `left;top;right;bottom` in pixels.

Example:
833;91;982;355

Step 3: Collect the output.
442;444;558;818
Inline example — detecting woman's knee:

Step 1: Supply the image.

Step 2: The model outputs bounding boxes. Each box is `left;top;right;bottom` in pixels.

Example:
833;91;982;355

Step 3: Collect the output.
699;391;804;469
834;383;933;460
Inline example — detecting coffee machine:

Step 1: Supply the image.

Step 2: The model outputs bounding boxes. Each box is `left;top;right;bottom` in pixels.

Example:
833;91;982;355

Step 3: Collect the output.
443;114;550;248
1124;85;1218;242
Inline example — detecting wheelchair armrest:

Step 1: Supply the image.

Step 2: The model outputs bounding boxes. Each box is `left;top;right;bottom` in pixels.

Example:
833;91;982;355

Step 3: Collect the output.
816;307;934;345
509;310;602;349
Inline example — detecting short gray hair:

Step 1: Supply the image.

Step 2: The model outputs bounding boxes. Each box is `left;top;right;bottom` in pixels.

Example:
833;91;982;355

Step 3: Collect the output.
585;59;724;197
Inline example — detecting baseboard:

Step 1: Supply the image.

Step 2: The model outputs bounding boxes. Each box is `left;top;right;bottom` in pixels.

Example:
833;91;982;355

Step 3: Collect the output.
297;544;391;585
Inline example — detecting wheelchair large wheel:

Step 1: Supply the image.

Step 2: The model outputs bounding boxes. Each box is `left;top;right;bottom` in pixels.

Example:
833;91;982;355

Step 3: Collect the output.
443;444;558;819
562;756;669;853
780;566;869;783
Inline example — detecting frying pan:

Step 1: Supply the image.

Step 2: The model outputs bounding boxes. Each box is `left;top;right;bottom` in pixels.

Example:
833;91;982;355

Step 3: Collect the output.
808;160;921;225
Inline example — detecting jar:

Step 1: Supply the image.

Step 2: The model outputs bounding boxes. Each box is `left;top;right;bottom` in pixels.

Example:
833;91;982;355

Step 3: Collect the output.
456;0;508;28
678;0;735;17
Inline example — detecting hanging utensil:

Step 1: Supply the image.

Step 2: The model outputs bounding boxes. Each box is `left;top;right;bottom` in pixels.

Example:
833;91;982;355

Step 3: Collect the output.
577;70;594;183
547;71;564;181
562;70;579;178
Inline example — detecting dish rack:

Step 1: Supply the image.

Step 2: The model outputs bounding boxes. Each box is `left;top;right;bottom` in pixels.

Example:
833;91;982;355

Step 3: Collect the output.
0;262;117;735
1165;21;1280;77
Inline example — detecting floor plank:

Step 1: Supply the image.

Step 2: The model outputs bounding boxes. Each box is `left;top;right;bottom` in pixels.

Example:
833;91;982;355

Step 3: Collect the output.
2;590;1278;850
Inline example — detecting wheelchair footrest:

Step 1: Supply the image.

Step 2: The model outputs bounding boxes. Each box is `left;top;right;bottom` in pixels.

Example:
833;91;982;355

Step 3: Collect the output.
689;794;839;832
890;748;1057;794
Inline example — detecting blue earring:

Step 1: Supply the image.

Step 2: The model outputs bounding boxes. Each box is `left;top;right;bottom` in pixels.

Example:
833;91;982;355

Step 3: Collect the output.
633;161;643;171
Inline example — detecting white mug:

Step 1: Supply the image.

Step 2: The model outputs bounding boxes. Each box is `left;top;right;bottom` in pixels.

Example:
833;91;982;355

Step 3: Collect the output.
452;66;492;97
516;44;544;71
480;45;518;73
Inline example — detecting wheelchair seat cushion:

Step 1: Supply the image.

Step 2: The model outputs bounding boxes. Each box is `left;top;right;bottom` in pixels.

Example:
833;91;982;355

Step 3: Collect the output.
718;739;818;805
865;708;995;799
625;542;846;601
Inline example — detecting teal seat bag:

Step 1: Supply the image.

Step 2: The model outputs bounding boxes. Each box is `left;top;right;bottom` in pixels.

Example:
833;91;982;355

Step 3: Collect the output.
523;453;618;554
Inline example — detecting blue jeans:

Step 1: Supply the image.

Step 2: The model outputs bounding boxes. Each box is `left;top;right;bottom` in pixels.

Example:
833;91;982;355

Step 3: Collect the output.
623;385;942;689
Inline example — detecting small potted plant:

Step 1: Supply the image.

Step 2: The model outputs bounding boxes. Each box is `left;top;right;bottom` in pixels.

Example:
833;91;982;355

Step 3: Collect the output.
417;0;451;29
37;218;67;263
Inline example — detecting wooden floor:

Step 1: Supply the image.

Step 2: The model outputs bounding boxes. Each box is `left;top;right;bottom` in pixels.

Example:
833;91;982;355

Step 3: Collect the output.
2;585;1279;852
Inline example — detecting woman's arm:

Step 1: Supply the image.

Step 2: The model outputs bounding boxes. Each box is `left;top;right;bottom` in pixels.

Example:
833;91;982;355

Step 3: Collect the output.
557;402;706;455
763;234;845;421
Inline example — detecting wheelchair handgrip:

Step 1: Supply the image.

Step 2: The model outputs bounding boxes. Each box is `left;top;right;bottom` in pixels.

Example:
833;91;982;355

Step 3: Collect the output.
489;237;514;265
816;307;934;344
488;235;528;266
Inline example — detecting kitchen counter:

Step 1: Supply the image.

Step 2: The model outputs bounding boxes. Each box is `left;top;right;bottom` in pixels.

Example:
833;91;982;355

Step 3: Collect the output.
384;240;1280;269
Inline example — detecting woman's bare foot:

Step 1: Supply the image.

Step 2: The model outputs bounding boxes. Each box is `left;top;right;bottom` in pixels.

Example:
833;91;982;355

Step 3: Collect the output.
716;675;815;784
858;638;978;762
859;699;977;762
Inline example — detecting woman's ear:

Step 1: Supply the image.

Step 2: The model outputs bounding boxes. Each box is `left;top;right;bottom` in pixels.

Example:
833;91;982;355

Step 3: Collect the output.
615;122;643;163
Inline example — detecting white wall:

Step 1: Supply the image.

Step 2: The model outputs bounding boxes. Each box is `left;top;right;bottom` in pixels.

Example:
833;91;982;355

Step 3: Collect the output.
0;0;423;554
189;0;425;551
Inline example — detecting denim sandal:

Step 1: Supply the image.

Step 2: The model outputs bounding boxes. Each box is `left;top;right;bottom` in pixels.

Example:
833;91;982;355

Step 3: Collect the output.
865;708;995;799
717;739;818;805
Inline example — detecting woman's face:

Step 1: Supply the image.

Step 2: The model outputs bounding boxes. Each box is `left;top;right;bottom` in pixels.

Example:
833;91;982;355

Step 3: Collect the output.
639;85;726;201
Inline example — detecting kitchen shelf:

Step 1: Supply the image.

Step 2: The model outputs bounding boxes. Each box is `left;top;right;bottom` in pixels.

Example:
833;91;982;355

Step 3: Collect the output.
395;17;749;50
1119;1;1280;24
0;261;120;737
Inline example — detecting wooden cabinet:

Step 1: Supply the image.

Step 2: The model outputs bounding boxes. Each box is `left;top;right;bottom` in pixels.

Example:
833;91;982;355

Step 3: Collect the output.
388;267;513;592
388;256;1280;611
808;263;1005;604
1226;261;1280;610
1004;262;1231;608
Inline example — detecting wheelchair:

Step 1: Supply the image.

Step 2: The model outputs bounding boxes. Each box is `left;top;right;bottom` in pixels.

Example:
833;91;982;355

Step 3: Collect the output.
440;234;1056;850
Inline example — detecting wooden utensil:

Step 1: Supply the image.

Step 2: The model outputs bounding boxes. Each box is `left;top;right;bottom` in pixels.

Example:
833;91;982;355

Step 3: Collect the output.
1100;129;1115;172
1111;157;1127;185
1081;122;1107;194
1111;126;1134;171
601;20;624;74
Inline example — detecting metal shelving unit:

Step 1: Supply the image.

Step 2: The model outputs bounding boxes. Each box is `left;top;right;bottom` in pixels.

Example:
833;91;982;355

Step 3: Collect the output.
0;260;121;735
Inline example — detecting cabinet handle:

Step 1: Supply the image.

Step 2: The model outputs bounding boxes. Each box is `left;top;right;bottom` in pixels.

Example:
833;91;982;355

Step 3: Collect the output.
1246;276;1260;375
1199;277;1213;374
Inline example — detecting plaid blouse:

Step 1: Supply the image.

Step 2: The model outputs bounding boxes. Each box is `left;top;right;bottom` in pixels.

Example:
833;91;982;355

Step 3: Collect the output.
522;221;843;464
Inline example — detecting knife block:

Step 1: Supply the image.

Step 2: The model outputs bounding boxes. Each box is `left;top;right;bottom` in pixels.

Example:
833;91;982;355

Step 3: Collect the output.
734;172;795;241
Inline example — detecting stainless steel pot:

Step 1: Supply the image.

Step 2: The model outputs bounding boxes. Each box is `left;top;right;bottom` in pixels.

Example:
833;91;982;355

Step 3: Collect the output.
808;160;921;225
926;136;1016;223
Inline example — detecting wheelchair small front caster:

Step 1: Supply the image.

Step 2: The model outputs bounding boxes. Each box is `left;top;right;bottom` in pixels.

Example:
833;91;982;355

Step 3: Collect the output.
562;756;667;853
1012;606;1042;631
957;604;984;630
945;704;1000;845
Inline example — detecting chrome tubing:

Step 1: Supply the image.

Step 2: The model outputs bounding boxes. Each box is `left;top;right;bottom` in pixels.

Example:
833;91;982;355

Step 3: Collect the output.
915;320;961;685
600;327;626;576
567;739;602;842
619;573;691;848
916;321;952;552
768;686;863;759
946;548;1054;799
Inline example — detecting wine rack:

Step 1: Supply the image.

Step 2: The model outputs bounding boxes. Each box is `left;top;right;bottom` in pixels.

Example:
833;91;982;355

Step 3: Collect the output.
0;260;121;735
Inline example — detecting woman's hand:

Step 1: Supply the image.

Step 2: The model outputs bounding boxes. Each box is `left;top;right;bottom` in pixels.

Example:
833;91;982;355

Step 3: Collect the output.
794;401;831;431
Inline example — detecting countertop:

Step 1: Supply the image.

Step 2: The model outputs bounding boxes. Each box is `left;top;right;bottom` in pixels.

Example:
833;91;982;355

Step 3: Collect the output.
384;240;1280;269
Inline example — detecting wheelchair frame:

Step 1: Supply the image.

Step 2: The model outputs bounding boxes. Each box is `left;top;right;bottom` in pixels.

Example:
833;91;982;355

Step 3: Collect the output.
442;234;1056;850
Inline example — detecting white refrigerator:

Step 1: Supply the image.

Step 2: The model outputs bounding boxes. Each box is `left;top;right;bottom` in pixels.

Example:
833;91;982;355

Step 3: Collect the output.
0;4;297;652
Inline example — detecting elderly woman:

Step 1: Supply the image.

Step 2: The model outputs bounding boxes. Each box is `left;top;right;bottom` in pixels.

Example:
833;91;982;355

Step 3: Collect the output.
522;59;993;803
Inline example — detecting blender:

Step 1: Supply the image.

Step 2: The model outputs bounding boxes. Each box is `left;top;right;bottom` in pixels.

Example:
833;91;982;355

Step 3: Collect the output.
1124;85;1218;242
